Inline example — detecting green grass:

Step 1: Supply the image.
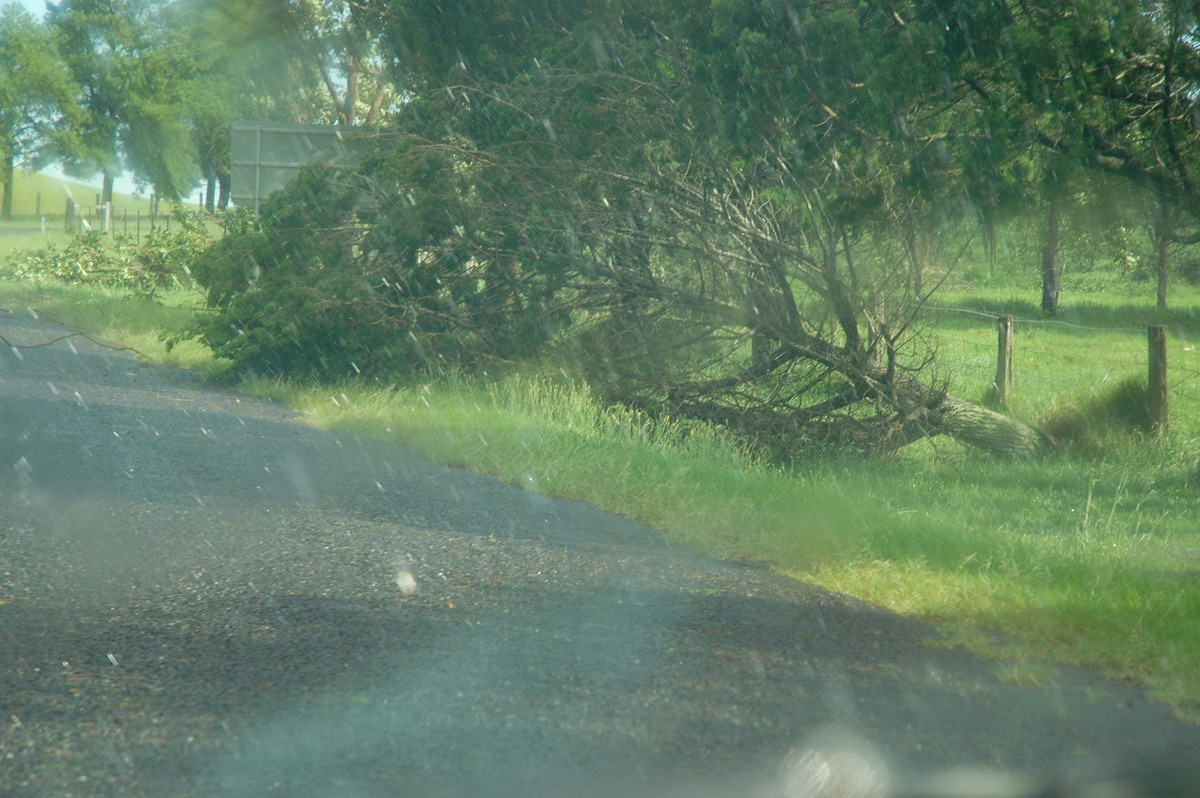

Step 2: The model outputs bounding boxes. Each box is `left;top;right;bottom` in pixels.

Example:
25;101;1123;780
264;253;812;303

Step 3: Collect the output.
0;223;72;252
1;168;189;251
803;452;1200;713
246;375;865;567
5;167;163;219
0;277;226;376
3;234;1200;720
917;286;1200;439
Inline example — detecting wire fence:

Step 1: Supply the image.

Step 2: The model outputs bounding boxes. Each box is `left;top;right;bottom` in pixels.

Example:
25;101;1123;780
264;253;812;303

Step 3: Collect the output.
921;303;1200;435
3;190;198;243
61;199;178;240
923;303;1149;333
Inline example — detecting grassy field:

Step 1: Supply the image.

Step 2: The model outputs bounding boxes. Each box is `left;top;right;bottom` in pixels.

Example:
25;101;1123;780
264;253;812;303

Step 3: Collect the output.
1;169;188;250
3;216;1200;721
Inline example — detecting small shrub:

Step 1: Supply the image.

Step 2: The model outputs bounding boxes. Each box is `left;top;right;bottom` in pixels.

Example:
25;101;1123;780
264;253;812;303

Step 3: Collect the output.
183;163;563;380
1041;377;1151;449
8;207;211;298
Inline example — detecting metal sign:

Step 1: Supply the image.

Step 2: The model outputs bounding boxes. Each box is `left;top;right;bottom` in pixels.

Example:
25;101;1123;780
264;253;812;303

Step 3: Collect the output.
231;122;374;212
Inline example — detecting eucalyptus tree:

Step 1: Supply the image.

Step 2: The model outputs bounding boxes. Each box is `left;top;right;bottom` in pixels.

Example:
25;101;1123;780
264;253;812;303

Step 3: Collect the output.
47;0;200;201
158;0;275;212
934;0;1200;309
186;0;399;126
165;0;406;210
306;0;396;126
0;6;75;217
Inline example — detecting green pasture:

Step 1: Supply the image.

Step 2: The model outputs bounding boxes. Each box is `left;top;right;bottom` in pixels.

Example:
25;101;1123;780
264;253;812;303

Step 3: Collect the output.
1;169;185;248
2;210;1200;721
921;287;1200;440
3;168;163;217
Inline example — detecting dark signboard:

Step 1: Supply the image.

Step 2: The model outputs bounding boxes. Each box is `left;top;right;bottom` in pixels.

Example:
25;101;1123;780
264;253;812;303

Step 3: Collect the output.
231;122;375;212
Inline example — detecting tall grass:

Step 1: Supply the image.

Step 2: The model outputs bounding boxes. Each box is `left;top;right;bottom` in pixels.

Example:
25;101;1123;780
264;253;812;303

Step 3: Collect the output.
256;372;1200;718
0;277;224;375
250;374;866;567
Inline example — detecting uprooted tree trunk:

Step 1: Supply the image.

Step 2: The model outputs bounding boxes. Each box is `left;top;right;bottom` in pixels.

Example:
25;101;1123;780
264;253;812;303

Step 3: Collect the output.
887;379;1056;457
656;365;1056;460
928;394;1055;455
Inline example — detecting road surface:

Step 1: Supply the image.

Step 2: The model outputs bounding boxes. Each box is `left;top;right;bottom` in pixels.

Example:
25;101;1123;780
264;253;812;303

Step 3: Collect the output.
2;308;1199;797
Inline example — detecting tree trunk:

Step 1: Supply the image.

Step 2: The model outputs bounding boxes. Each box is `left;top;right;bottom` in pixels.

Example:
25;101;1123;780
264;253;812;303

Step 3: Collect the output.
748;262;802;369
1156;231;1169;312
217;172;231;211
1;145;13;220
102;172;115;205
1153;200;1172;312
1041;196;1061;318
711;374;1057;459
931;394;1055;457
981;212;997;279
890;376;1055;458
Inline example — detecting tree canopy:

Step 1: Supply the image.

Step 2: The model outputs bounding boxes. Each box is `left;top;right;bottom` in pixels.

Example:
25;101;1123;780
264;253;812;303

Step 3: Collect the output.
11;0;1200;456
0;4;75;217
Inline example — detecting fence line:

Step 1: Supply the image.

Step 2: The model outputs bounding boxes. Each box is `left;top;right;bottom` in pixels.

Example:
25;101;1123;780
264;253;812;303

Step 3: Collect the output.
61;198;173;241
920;303;1146;333
923;303;1175;432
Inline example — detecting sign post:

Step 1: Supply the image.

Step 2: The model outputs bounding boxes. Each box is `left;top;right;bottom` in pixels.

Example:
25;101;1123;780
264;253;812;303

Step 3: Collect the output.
231;122;376;213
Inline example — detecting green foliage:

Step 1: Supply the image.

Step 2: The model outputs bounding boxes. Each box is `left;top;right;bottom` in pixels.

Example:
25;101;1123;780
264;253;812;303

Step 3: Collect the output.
0;6;76;216
136;206;212;282
184;163;565;379
9;207;210;297
215;206;257;237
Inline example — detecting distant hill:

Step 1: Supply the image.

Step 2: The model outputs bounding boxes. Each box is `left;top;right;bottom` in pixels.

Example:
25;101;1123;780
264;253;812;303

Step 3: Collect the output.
8;170;183;219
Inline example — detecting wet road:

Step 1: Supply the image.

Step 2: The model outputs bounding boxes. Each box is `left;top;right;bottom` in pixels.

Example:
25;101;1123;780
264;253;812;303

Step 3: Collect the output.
2;308;1200;797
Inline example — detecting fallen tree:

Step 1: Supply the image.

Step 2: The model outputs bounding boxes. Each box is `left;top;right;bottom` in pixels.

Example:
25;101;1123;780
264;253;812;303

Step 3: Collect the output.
190;2;1059;459
527;86;1056;458
457;12;1059;459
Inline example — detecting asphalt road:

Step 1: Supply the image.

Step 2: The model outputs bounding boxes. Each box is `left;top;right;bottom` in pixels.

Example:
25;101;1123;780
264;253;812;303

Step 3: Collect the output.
2;307;1200;798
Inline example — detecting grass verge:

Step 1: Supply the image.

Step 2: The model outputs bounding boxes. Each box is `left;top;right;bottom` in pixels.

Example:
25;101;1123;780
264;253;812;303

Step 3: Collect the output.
270;376;1200;719
2;269;1199;721
0;277;226;377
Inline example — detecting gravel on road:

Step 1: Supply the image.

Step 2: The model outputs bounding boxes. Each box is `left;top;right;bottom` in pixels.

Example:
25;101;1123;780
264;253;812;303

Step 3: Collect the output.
2;308;1200;798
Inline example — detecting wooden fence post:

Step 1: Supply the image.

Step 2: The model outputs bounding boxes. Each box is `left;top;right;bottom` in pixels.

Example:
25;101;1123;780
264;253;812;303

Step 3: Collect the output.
993;314;1014;408
1148;325;1168;435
